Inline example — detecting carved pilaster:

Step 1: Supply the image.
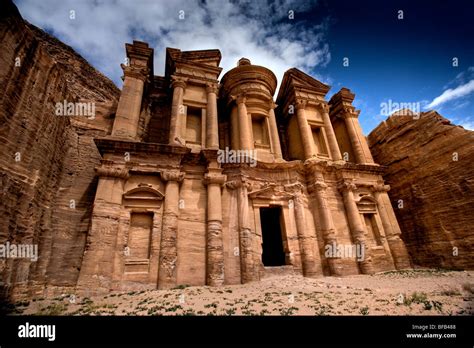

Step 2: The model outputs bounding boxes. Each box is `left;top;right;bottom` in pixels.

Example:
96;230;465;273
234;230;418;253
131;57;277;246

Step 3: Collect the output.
169;77;187;144
204;169;226;286
338;179;374;274
340;106;373;164
285;182;319;277
268;99;283;160
372;182;411;269
232;94;252;150
158;169;184;289
295;98;314;159
315;101;342;161
226;176;256;283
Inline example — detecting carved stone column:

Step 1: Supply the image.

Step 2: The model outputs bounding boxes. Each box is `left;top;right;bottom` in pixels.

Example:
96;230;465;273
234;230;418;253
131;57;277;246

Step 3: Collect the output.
309;180;341;276
341;107;374;164
373;183;411;269
268;100;283;160
235;94;252;150
226;178;257;283
169;77;187;145
203;170;227;286
295;99;314;159
316;102;342;161
158;170;184;289
112;65;149;139
206;83;219;149
338;179;374;274
77;166;130;291
285;183;318;277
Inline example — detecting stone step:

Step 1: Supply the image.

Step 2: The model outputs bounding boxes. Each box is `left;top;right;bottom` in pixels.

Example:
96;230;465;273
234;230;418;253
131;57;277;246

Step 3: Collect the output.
262;265;296;278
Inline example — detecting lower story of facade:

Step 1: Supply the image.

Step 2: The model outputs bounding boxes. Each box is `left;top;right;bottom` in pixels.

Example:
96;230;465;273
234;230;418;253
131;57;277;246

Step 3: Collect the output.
76;139;412;292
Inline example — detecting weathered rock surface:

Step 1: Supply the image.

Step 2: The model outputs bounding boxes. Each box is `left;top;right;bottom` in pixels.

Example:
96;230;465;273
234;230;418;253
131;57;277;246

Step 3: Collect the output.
0;1;119;300
368;111;474;269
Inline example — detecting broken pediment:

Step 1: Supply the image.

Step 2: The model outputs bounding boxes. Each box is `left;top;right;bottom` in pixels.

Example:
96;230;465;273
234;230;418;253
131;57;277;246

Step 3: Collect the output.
165;47;222;78
277;67;331;103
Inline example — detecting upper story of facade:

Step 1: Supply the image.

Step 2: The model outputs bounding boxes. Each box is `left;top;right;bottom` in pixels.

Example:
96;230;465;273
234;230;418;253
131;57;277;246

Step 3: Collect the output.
108;40;377;166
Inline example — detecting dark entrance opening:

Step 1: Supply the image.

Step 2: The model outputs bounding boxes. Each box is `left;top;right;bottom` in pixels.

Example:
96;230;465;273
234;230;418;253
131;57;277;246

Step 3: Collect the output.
260;207;286;266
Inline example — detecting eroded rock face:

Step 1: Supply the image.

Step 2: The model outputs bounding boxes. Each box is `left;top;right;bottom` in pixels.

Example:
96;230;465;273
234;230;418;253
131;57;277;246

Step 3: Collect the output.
368;112;474;269
0;1;119;300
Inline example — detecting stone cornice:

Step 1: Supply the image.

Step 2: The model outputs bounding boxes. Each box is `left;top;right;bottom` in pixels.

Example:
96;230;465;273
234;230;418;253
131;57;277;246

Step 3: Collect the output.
94;138;191;157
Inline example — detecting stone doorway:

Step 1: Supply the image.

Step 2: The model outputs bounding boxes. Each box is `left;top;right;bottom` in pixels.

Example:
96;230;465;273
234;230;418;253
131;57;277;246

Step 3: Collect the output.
260;207;286;266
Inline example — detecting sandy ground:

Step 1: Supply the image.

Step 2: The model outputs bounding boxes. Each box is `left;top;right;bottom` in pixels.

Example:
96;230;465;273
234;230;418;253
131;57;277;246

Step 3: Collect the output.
9;269;474;316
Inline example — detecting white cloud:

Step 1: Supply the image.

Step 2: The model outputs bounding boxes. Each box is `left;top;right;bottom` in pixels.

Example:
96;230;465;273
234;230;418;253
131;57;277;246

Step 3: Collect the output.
426;79;474;109
15;0;330;92
460;121;474;130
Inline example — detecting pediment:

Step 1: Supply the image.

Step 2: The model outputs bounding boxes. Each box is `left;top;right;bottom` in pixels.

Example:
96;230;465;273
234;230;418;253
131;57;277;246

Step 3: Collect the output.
287;68;330;92
123;184;164;201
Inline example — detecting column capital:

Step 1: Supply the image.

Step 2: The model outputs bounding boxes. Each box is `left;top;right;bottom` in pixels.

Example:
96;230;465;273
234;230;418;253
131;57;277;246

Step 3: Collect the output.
203;172;227;186
307;180;328;194
373;183;390;192
95;166;130;179
171;76;187;90
315;101;330;113
206;83;219;94
231;93;247;105
121;64;150;82
284;182;304;195
161;169;185;183
225;177;251;190
295;98;308;110
268;100;278;110
337;179;357;192
340;106;360;118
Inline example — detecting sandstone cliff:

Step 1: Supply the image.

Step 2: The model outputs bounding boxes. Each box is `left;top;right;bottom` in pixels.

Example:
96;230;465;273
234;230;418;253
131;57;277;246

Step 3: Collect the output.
0;1;119;301
368;111;474;269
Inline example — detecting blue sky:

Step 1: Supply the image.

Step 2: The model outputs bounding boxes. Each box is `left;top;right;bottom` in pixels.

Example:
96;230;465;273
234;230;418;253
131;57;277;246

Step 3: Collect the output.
15;0;474;133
